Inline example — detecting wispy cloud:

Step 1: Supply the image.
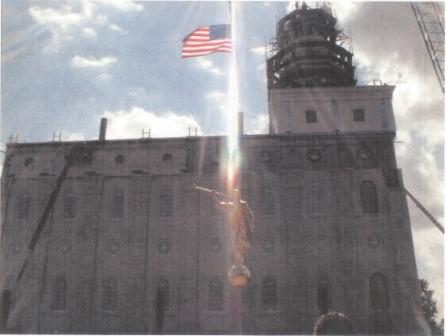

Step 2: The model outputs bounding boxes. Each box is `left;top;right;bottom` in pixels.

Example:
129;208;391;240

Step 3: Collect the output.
81;27;97;39
247;113;268;134
251;46;266;56
71;55;117;68
102;107;202;139
29;1;142;50
195;58;224;76
109;24;126;34
92;0;143;12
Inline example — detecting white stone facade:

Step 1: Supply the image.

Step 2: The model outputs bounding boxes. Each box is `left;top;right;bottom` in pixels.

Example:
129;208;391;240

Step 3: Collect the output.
0;131;428;334
269;85;396;135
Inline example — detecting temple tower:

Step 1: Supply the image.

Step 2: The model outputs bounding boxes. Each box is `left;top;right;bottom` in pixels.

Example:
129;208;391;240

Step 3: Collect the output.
266;3;427;334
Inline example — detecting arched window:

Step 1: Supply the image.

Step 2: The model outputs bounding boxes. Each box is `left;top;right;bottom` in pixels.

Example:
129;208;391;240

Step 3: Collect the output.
156;278;170;311
16;191;31;219
309;180;325;215
360;181;379;214
208;278;223;311
51;276;67;311
102;277;117;311
262;276;277;310
369;273;389;312
317;273;332;314
261;185;274;215
337;146;353;168
159;186;173;217
110;190;124;219
63;193;77;219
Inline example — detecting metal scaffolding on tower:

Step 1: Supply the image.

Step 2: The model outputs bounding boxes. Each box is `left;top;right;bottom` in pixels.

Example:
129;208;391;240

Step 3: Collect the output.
411;2;445;92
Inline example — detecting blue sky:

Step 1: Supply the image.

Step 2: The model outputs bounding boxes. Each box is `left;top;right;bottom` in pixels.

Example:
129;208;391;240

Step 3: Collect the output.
2;0;444;320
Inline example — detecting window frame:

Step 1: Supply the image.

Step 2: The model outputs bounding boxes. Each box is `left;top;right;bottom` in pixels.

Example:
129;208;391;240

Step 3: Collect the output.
159;186;173;217
63;194;77;219
262;276;278;311
110;189;124;219
208;278;224;311
102;277;118;311
360;180;379;214
17;191;31;219
353;108;365;122
51;276;67;311
305;110;318;123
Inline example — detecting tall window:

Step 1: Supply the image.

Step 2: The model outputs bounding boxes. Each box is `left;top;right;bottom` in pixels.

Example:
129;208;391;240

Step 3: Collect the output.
309;180;324;216
261;185;274;215
1;289;12;323
110;190;124;219
305;110;318;123
353;109;365;122
51;276;67;311
262;276;277;310
209;278;223;311
337;146;353;168
360;181;379;214
63;194;77;219
102;277;117;311
17;191;31;219
369;273;390;311
159;186;173;217
157;278;170;311
317;274;332;314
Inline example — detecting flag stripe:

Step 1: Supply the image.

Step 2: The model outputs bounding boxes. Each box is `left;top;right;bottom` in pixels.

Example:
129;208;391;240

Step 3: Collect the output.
182;43;232;52
182;50;231;58
184;39;231;46
182;25;231;59
181;46;232;55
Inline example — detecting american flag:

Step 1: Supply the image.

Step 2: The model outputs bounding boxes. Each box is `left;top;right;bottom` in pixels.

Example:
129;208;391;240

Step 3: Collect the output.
182;24;232;58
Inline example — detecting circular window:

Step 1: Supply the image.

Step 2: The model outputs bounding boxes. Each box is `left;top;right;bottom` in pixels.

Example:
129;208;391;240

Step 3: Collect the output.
107;240;120;255
368;234;382;249
307;148;321;162
262;236;275;252
314;235;329;251
210;237;222;253
163;153;172;162
158;238;171;254
57;239;72;255
24;157;34;167
260;150;272;162
115;154;125;164
10;240;23;254
357;148;370;160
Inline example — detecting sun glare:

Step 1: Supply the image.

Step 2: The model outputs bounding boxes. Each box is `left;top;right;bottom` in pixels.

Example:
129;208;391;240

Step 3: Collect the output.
226;0;240;192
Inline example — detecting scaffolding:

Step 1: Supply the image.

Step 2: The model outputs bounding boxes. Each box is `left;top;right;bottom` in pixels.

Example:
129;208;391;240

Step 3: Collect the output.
411;2;445;92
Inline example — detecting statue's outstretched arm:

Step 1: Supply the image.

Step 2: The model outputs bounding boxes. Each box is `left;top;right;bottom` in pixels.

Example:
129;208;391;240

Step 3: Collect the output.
212;191;230;210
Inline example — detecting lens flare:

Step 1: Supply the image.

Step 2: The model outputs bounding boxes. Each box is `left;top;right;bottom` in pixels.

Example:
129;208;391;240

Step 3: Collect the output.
227;0;240;192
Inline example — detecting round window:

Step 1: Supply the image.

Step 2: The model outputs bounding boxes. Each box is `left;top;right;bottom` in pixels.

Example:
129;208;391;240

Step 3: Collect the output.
210;237;222;253
107;240;121;255
158;238;171;254
260;150;272;162
163;153;172;162
367;234;382;249
57;239;72;255
24;157;34;167
115;154;125;164
357;148;370;160
307;148;321;162
262;236;275;252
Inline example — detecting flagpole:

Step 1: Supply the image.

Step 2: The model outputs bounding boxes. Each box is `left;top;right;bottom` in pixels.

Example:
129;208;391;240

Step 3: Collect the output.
226;0;240;191
227;1;243;334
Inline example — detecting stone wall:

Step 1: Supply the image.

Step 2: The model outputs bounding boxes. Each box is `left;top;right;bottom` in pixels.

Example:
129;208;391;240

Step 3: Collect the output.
0;133;425;334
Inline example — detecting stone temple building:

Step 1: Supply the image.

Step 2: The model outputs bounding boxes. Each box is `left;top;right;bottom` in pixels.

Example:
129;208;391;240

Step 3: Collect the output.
0;3;428;335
